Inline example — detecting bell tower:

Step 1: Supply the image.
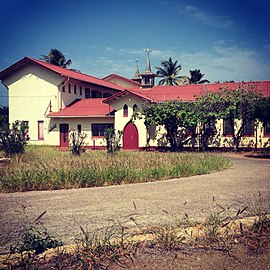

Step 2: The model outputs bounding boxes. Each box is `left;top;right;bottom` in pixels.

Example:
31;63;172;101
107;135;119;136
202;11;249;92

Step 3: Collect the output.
140;48;156;88
132;59;142;84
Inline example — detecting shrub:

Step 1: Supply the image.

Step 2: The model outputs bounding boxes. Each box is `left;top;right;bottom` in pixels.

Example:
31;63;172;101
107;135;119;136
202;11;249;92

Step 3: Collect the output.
0;120;29;156
104;128;123;154
69;129;87;156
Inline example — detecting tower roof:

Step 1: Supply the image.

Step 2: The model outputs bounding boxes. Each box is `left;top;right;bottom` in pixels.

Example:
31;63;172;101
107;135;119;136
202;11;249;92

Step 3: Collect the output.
133;59;140;79
144;48;152;73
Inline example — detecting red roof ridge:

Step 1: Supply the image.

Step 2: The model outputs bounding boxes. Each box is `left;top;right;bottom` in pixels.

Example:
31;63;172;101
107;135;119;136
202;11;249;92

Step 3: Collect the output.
0;57;125;91
103;73;141;86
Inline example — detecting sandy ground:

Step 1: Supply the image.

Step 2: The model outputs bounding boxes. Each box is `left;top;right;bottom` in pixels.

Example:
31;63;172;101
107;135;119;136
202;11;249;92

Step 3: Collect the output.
0;154;269;254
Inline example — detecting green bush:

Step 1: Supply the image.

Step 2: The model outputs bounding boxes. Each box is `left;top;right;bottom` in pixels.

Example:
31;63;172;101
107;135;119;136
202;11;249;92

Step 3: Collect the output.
104;128;123;154
0;120;29;156
69;129;87;156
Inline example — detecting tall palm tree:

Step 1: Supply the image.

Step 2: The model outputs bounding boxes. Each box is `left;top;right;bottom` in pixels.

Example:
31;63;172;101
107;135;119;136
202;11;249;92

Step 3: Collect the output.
40;49;72;68
189;69;210;84
155;57;189;86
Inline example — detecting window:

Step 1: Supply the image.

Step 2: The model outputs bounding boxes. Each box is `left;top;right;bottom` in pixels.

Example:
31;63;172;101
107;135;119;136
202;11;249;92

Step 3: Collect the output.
133;104;138;112
74;85;77;95
204;121;216;135
79;86;82;96
68;83;71;93
264;125;270;136
92;123;114;137
77;124;82;133
38;121;44;140
223;119;233;136
123;104;128;117
144;77;150;85
85;88;91;98
243;121;254;136
62;82;65;92
91;90;102;98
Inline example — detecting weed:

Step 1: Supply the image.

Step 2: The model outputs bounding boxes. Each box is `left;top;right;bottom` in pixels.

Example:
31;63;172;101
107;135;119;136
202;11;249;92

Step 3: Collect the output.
0;147;231;192
205;211;222;239
151;225;186;251
10;210;62;255
72;225;136;269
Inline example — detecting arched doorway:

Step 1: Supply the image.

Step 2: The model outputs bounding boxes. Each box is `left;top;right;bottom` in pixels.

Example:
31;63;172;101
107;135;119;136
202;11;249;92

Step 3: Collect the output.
123;122;139;150
60;123;69;147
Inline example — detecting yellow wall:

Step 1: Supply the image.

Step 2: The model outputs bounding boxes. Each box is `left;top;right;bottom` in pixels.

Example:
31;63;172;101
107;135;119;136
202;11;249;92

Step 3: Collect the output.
46;117;114;147
4;64;61;145
4;63;119;146
104;76;139;88
113;94;149;148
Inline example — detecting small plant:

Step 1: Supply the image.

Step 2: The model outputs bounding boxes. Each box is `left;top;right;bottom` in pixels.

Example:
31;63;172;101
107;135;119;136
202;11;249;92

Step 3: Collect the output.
10;210;62;255
69;129;87;156
104;128;123;154
73;225;135;269
2;209;62;270
249;191;270;233
205;211;222;239
151;225;186;250
0;120;29;156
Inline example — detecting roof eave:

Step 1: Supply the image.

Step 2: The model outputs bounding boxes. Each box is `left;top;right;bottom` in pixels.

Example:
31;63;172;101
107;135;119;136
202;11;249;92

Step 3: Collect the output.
47;115;115;118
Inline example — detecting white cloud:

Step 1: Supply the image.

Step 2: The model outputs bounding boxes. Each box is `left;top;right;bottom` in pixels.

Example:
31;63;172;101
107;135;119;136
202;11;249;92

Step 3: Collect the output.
72;45;270;83
183;5;233;28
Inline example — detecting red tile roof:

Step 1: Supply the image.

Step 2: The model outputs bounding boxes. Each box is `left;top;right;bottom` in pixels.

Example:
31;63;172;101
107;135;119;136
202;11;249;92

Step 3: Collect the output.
0;57;125;91
103;73;141;87
104;81;270;104
47;98;115;117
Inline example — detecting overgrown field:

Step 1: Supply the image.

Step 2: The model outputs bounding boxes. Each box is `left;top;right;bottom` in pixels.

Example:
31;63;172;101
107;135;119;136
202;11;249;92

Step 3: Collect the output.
0;146;231;193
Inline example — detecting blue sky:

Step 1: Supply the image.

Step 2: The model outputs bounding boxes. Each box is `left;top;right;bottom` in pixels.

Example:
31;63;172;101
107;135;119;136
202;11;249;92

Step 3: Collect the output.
1;0;270;106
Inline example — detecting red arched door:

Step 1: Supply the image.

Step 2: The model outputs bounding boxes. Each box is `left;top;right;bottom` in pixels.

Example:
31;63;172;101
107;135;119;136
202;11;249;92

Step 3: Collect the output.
60;123;69;147
123;122;139;150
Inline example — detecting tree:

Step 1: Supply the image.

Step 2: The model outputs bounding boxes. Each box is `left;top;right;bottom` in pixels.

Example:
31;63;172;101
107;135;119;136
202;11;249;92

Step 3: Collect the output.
40;48;72;68
141;100;199;150
189;69;210;84
195;92;221;150
216;85;262;151
155;57;189;86
255;96;270;126
0;106;8;130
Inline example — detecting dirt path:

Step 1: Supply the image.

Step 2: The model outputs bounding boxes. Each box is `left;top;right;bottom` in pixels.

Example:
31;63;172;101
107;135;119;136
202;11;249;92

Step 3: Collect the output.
0;155;269;254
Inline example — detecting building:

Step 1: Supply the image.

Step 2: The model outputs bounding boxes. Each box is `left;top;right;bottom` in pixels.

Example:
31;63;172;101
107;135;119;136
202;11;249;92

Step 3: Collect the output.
0;53;270;150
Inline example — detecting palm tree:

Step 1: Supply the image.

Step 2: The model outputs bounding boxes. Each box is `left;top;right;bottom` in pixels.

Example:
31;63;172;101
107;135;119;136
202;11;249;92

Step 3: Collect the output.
155;57;189;86
40;49;72;68
189;69;210;84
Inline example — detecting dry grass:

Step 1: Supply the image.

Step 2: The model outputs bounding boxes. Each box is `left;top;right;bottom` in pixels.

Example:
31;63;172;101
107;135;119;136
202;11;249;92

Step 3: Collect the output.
0;145;231;192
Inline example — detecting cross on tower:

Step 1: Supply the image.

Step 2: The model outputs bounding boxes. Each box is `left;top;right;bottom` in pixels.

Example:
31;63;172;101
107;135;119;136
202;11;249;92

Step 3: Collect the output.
145;48;152;73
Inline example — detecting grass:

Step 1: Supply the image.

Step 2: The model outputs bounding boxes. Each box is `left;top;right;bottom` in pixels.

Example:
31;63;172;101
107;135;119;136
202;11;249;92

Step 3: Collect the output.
0;145;231;193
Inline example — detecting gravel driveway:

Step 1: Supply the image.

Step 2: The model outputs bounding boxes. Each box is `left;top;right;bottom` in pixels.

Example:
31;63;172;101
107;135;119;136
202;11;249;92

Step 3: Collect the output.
0;154;269;253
